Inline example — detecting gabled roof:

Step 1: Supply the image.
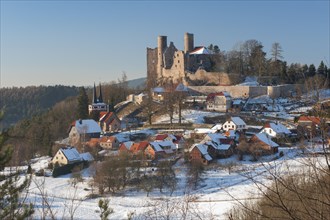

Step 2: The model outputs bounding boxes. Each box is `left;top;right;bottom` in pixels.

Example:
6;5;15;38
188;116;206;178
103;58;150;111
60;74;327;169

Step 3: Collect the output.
206;92;230;101
100;112;119;123
80;152;94;162
264;122;291;134
189;46;210;55
254;133;279;148
298;116;321;125
148;142;165;152
204;133;227;144
130;141;149;153
230;117;246;126
195;144;212;161
60;147;81;162
74;119;101;134
119;141;134;151
155;134;177;142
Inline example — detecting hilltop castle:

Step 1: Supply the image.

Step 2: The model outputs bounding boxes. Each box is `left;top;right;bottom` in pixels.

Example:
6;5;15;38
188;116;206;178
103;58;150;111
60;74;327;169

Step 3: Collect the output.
147;33;241;87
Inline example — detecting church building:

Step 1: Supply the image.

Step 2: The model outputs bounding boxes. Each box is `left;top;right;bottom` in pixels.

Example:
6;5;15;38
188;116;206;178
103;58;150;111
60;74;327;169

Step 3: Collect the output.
88;83;109;115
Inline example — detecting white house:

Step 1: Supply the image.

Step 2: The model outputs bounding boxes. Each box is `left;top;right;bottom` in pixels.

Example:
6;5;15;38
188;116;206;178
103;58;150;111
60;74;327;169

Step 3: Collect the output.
260;122;292;138
69;119;102;145
206;92;232;112
222;117;247;131
52;147;94;167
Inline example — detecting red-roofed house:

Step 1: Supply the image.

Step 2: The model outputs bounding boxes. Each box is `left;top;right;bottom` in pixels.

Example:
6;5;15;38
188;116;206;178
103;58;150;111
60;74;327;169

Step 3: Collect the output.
99;111;121;133
298;116;321;128
206;92;232;112
129;141;149;154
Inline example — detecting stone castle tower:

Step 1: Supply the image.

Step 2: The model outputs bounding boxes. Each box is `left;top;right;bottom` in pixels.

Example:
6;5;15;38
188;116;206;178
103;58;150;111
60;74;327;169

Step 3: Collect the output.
147;33;239;87
88;83;109;115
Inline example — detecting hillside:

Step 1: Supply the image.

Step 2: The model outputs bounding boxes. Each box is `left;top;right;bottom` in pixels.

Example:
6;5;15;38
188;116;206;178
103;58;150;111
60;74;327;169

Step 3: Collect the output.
0;86;79;129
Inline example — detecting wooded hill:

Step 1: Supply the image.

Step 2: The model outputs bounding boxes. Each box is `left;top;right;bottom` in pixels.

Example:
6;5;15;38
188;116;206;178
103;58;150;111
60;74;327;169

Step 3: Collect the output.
0;86;79;130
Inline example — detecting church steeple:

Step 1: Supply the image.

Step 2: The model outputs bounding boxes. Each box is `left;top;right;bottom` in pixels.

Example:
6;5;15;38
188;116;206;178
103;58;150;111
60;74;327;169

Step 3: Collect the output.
93;83;97;104
98;83;103;103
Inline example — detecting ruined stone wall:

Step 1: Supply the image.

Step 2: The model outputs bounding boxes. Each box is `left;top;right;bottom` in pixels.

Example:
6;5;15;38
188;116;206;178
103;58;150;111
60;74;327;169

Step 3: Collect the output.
188;84;303;99
159;50;185;84
187;69;242;86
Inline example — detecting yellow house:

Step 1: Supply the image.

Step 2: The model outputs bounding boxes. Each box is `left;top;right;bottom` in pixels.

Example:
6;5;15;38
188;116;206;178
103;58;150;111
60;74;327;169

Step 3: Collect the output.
52;147;82;166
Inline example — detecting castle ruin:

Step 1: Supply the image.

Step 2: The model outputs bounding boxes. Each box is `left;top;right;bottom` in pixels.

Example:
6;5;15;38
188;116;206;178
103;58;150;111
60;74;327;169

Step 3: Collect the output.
147;33;241;87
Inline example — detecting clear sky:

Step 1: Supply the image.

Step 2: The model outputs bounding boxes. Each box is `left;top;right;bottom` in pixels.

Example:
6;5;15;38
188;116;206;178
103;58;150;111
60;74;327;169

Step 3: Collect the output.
1;0;329;88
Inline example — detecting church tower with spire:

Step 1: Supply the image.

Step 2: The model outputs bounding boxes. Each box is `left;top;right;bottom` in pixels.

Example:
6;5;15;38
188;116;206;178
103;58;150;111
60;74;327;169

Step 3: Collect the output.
88;83;109;115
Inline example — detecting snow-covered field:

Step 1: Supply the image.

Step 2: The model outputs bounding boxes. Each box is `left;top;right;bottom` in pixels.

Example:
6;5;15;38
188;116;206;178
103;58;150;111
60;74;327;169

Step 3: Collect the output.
155;109;224;124
19;144;327;220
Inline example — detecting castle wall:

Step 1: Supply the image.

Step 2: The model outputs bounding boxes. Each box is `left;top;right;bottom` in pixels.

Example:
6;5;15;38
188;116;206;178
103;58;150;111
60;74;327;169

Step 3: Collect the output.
161;50;185;83
187;69;242;86
188;84;302;99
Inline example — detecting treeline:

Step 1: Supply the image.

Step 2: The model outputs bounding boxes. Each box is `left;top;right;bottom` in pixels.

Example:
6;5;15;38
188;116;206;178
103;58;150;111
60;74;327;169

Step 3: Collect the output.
0;85;79;130
6;74;138;165
209;40;330;85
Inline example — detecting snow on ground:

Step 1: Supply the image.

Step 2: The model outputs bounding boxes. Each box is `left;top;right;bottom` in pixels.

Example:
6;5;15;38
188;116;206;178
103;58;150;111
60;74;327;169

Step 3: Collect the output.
15;143;327;220
155;109;224;124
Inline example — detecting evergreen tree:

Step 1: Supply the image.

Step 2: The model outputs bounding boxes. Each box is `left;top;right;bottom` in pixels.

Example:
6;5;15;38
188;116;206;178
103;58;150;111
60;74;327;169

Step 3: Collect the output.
0;112;34;219
77;87;89;119
308;64;316;77
317;61;326;76
213;45;220;54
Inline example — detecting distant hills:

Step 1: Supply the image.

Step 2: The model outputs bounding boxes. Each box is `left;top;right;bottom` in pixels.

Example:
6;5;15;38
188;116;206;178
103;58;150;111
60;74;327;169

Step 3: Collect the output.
127;77;146;89
0;86;79;130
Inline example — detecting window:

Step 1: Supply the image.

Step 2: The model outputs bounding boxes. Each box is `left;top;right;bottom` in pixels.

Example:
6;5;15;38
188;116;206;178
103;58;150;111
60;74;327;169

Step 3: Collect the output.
56;157;58;159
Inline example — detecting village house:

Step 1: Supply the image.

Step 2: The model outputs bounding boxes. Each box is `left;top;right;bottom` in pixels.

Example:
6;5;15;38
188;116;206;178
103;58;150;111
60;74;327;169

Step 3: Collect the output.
222;116;247;131
250;133;279;154
297;116;322;138
128;141;149;155
51;146;94;166
154;133;185;150
203;137;235;158
68;119;102;145
145;142;165;159
260;122;292;138
118;141;134;153
189;144;213;165
99;111;121;133
99;136;120;149
206;92;232;112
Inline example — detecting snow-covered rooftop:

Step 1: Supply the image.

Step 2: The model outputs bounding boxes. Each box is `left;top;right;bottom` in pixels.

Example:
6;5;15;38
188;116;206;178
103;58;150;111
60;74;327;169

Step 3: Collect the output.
255;133;279;147
74;119;101;134
231;117;246;126
61;147;81;162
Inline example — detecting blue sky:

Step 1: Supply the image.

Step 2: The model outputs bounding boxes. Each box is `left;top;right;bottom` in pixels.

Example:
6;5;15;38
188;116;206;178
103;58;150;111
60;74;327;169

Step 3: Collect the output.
1;0;329;87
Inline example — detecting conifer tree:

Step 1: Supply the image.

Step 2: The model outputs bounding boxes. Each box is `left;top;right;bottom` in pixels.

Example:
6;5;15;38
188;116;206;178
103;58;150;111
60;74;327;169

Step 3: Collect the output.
0;112;34;219
77;87;89;119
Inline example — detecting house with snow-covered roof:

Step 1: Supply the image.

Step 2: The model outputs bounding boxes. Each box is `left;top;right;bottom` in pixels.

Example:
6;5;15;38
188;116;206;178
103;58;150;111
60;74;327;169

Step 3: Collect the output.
260;122;291;138
222;117;246;131
51;147;82;166
189;144;213;165
69;119;101;145
145;142;166;159
250;133;279;154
